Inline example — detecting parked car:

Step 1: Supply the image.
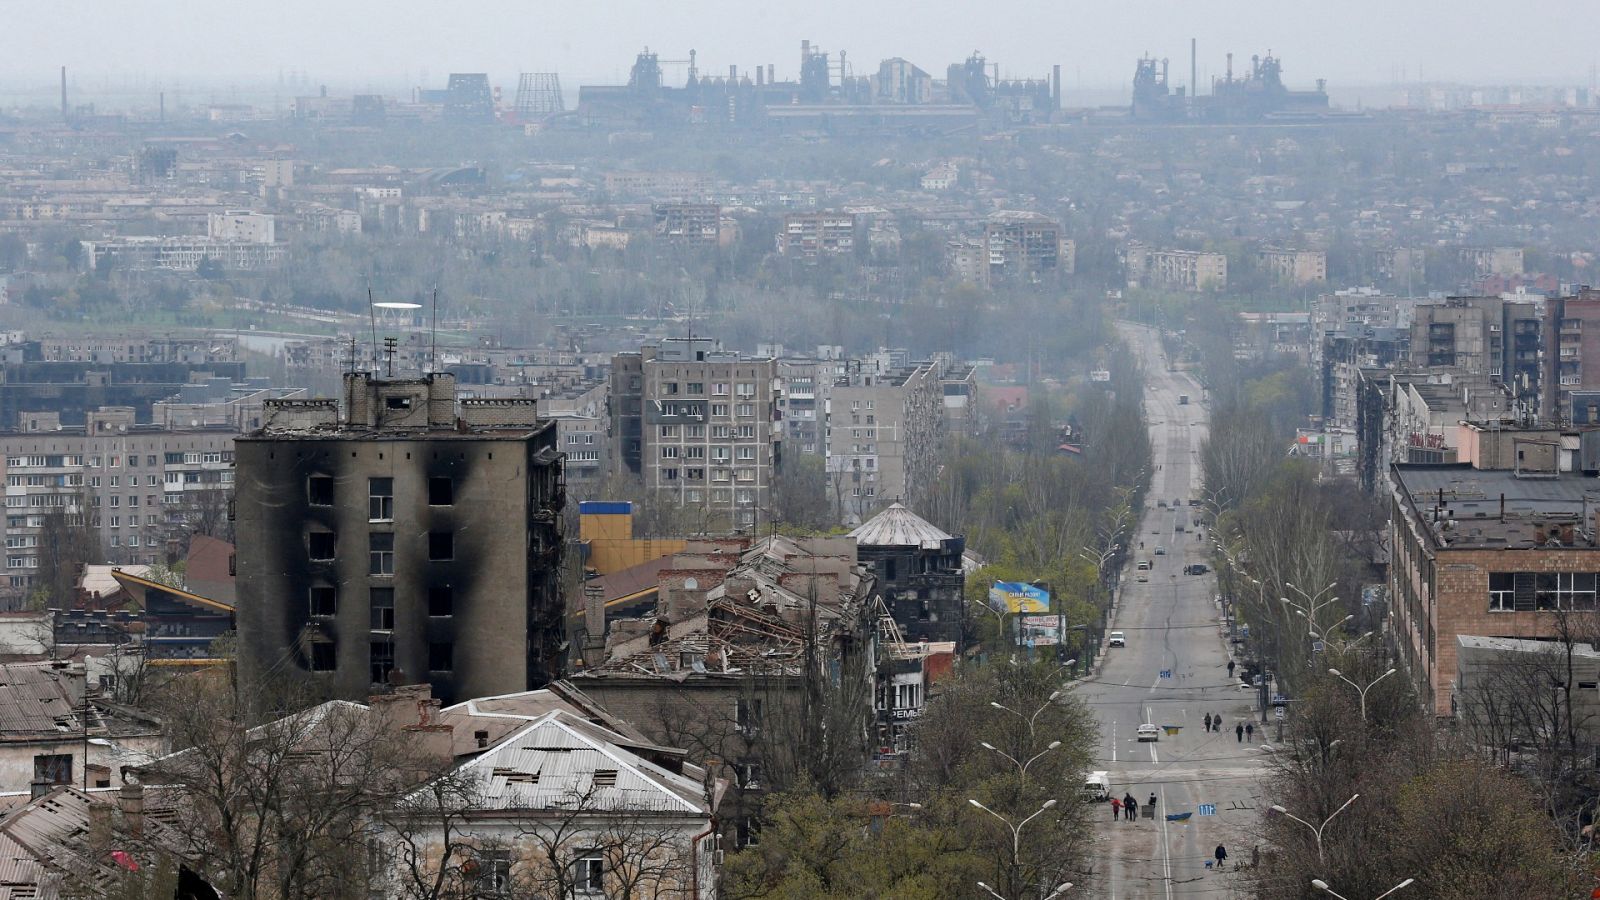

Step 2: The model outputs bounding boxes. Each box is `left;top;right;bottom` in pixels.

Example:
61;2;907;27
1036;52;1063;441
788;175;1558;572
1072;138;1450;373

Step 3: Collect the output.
1082;771;1112;802
1137;724;1161;742
1155;546;1166;555
1136;574;1149;583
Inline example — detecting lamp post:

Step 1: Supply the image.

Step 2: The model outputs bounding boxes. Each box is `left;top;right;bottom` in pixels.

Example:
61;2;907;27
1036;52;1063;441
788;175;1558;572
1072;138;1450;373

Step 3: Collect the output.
1311;877;1415;900
977;881;1073;900
990;691;1063;739
970;799;1060;900
1270;793;1359;865
1328;667;1398;722
1282;580;1341;632
981;739;1061;788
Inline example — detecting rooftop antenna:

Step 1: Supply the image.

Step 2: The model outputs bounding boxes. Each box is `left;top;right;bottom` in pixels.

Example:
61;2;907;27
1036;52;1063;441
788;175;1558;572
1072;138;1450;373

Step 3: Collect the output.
430;286;438;374
366;286;379;375
345;336;358;375
382;337;398;377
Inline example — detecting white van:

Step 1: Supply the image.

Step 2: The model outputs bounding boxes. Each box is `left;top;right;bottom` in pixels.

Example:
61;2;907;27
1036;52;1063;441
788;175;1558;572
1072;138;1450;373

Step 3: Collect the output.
1108;631;1126;648
1082;771;1111;802
1137;559;1152;571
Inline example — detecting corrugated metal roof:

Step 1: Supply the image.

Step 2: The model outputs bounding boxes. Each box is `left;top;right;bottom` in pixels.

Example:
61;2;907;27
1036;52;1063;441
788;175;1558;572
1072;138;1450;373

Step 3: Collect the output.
442;711;709;815
0;666;78;739
849;503;953;549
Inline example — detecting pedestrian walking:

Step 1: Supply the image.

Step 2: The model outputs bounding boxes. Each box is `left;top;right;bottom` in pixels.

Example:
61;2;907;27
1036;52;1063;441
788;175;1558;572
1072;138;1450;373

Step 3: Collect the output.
1148;793;1158;811
1203;712;1212;732
1227;660;1236;680
1124;794;1138;821
1235;723;1244;742
1110;797;1122;820
1246;723;1254;742
1214;845;1228;869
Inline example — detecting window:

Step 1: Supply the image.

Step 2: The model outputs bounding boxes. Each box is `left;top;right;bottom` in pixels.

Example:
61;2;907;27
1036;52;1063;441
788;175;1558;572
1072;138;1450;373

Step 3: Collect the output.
308;475;334;505
736;382;756;397
737;446;756;461
385;396;412;410
663;382;679;395
712;383;729;396
370;641;394;685
738;816;762;848
429;642;453;672
687;382;704;395
368;478;393;521
310;642;336;671
429;586;453;617
739;761;763;790
33;754;71;787
659;425;679;438
736;403;754;417
1489;573;1515;612
369;533;394;575
661;446;679;459
309;586;337;617
429;531;454;561
473;850;511;897
370;588;395;630
308;531;336;560
574;855;604;894
428;477;454;505
146;455;157;467
711;404;729;417
736;697;763;734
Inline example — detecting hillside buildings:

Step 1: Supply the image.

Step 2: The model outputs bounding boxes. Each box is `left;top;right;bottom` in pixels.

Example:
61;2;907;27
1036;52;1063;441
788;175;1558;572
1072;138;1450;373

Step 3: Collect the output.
234;372;566;705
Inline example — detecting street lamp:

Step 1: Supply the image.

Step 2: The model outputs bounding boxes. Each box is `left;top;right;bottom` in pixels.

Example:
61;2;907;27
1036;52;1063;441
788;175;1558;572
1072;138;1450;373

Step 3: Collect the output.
1311;877;1415;900
1296;611;1354;640
976;881;1074;900
1271;793;1359;865
969;798;1059;890
990;690;1062;737
1328;667;1398;722
981;739;1061;786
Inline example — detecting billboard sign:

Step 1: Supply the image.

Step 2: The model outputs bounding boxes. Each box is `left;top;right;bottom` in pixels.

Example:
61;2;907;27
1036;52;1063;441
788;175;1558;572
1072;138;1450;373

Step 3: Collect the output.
990;581;1051;614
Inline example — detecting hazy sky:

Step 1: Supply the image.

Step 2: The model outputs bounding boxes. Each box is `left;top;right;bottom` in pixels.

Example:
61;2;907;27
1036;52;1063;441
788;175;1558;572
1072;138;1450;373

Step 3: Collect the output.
10;0;1599;96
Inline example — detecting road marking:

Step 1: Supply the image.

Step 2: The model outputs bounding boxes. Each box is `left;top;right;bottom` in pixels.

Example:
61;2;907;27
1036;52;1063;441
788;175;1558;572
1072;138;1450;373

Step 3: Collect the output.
1111;719;1117;762
1159;786;1173;900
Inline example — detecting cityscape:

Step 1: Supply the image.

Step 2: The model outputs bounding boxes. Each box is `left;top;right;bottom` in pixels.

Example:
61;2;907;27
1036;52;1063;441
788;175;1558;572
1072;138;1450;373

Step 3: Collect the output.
0;4;1598;898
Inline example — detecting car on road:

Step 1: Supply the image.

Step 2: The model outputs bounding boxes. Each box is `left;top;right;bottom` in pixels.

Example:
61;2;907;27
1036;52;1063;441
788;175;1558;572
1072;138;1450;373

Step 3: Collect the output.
1136;724;1160;742
1137;559;1152;570
1154;546;1166;555
1135;573;1148;582
1157;499;1167;508
1108;631;1126;647
1081;771;1112;802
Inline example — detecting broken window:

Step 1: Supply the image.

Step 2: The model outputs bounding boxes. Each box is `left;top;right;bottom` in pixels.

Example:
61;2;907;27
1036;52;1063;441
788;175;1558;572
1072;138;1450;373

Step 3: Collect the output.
428;476;453;506
307;475;334;506
428;531;454;561
429;586;454;617
309;586;337;617
307;531;335;561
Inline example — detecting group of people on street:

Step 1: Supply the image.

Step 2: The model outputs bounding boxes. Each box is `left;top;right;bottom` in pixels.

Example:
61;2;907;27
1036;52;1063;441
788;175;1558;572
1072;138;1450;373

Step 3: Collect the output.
1199;712;1254;741
1109;792;1159;821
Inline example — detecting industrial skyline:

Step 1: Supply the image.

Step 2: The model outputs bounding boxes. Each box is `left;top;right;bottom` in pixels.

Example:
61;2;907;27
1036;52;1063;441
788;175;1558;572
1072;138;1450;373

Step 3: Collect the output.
6;0;1600;93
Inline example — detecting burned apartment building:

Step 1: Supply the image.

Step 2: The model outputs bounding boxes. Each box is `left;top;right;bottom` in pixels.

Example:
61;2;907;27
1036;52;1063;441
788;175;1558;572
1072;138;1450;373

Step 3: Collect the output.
234;373;565;705
848;503;966;647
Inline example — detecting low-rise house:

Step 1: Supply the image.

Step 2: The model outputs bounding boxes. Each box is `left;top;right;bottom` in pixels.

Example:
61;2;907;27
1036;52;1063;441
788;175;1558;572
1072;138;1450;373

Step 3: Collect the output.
0;661;164;795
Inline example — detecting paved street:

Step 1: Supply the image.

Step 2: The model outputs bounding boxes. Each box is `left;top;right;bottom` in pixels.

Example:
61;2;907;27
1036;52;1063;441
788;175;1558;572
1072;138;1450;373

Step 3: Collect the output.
1075;324;1268;899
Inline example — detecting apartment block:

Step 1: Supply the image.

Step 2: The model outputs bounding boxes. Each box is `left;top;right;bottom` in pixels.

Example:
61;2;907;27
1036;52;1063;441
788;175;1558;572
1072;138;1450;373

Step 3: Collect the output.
1541;288;1600;423
0;408;237;589
234;373;566;705
1256;247;1326;285
776;212;859;257
1124;243;1228;292
609;339;779;530
1406;295;1541;408
827;360;946;525
652;203;722;247
985;211;1070;280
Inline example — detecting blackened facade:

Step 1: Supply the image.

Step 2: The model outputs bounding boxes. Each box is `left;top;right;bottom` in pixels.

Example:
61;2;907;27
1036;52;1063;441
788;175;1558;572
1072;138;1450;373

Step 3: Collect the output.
235;373;564;705
848;503;966;647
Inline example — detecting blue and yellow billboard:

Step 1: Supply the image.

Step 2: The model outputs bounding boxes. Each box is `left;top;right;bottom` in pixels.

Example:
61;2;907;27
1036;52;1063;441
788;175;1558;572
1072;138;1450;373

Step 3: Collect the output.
989;581;1051;614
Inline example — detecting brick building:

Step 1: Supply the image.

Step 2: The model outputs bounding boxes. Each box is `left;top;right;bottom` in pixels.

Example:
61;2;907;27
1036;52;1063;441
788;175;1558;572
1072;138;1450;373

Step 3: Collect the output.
1389;463;1600;717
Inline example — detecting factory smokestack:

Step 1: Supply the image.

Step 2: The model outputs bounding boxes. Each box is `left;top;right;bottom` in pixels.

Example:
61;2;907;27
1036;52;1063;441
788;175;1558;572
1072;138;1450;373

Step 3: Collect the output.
1052;64;1061;110
60;66;67;122
1191;38;1197;103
